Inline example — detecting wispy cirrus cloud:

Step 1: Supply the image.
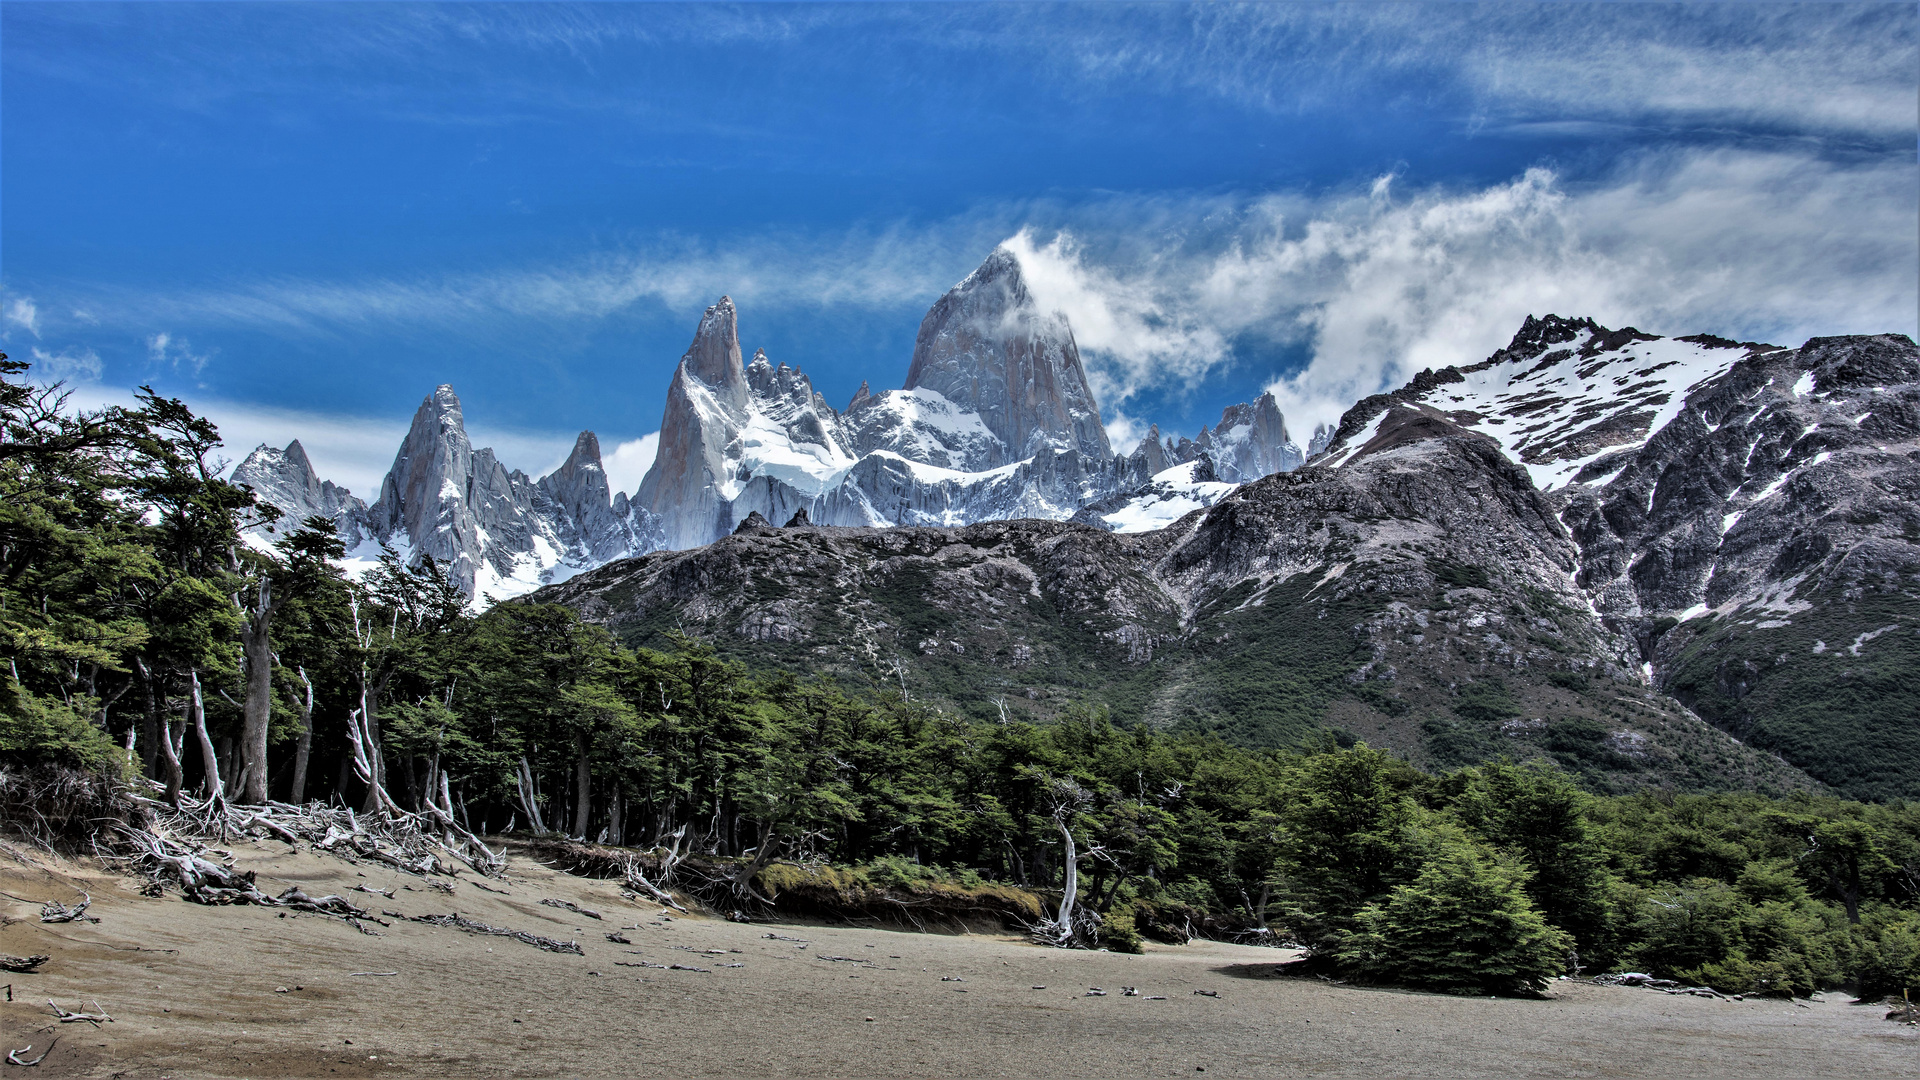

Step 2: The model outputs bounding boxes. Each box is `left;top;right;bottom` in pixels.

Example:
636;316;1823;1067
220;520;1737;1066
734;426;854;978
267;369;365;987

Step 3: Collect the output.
76;220;1008;339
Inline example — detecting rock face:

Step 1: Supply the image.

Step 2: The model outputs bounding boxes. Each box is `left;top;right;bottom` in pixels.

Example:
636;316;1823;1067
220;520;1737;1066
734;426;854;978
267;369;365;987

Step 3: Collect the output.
231;439;372;547
237;384;657;599
900;247;1112;466
1312;318;1920;798
1190;392;1304;482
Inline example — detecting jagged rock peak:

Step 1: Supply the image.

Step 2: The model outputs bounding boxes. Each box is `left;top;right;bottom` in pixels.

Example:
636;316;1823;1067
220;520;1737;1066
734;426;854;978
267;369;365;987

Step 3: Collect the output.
735;511;774;533
682;296;748;398
848;380;873;412
232;438;371;542
540;431;608;513
1486;314;1661;368
903;244;1112;465
784;507;812;528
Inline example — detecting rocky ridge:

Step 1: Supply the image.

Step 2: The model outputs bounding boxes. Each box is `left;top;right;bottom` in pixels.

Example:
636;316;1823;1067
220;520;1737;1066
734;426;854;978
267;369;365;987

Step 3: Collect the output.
536;320;1918;798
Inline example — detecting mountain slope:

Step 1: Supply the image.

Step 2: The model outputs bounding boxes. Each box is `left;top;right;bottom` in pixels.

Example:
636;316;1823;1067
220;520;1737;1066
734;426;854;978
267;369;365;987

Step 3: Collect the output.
1313;318;1920;797
535;392;1815;795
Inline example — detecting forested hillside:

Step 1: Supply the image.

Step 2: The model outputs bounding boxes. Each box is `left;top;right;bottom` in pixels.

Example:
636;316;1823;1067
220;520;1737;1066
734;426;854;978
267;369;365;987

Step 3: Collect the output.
5;353;1919;998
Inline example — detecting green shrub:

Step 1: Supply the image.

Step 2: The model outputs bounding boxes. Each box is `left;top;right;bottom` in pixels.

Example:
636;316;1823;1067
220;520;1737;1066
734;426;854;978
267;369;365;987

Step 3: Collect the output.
0;684;128;776
1335;827;1572;995
1101;911;1145;953
1854;913;1920;1000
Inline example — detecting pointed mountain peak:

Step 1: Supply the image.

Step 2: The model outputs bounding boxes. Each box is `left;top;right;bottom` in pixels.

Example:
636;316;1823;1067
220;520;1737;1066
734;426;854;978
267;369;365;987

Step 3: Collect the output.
283;438;315;476
680;296;748;396
748;347;772;372
904;243;1110;463
564;430;603;470
849;380;874;411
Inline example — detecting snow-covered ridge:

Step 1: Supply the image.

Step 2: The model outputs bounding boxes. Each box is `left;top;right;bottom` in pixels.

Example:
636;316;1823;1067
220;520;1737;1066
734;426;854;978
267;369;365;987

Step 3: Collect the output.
1312;316;1773;489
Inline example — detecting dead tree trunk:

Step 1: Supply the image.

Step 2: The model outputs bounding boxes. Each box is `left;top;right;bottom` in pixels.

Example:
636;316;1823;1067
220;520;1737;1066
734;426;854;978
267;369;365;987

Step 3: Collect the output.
187;669;225;809
515;755;547;834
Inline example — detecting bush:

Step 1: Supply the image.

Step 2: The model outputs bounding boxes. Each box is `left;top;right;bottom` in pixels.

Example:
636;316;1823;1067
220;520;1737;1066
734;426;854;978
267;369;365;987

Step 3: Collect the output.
1335;827;1572;995
1854;913;1920;1000
1625;872;1846;997
1101;911;1145;953
0;683;128;775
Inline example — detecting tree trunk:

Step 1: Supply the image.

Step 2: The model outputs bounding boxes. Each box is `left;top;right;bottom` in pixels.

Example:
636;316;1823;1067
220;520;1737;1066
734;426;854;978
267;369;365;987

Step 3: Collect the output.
188;669;225;807
1054;814;1080;932
237;576;276;804
572;733;591;839
133;657;162;780
287;666;315;804
608;785;624;847
353;669;389;814
515;755;547;834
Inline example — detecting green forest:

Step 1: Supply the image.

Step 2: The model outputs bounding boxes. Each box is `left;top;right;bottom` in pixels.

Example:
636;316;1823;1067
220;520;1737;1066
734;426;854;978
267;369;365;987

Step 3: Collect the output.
4;354;1918;999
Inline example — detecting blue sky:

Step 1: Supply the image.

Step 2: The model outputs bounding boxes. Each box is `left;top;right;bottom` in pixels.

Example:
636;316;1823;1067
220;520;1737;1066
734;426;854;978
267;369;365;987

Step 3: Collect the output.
4;3;1916;496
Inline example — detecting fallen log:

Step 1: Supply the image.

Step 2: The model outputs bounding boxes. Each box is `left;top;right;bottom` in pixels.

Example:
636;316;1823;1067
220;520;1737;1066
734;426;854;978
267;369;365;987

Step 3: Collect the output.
538;898;601;920
0;955;48;974
404;913;582;955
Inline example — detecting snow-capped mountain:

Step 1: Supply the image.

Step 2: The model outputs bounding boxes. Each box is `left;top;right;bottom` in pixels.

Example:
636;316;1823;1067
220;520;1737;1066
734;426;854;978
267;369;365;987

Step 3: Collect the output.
1312;315;1753;489
235;244;1314;599
234;386;656;599
631;245;1306;547
230;439;374;549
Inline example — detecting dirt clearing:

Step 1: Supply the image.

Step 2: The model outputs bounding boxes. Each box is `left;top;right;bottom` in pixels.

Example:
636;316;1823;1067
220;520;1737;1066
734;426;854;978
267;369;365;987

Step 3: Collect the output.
2;840;1914;1078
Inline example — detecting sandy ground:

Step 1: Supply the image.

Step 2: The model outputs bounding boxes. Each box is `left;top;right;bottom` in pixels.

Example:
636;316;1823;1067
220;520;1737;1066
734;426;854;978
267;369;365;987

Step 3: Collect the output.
1;839;1915;1079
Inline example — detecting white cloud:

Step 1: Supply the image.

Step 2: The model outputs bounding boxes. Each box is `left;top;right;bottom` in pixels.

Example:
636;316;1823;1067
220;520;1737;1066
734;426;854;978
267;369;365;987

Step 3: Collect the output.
28;346;103;385
1054;5;1919;139
148;331;214;376
603;432;660;498
1002;229;1229;413
989;147;1916;436
85;223;1000;337
4;297;41;338
1100;410;1150;455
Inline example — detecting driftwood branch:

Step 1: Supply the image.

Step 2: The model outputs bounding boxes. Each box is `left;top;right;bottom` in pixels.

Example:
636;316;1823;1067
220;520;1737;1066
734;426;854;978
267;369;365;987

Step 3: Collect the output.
38;893;96;924
6;1038;57;1066
401;913;582;955
0;954;48;974
48;1000;112;1024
